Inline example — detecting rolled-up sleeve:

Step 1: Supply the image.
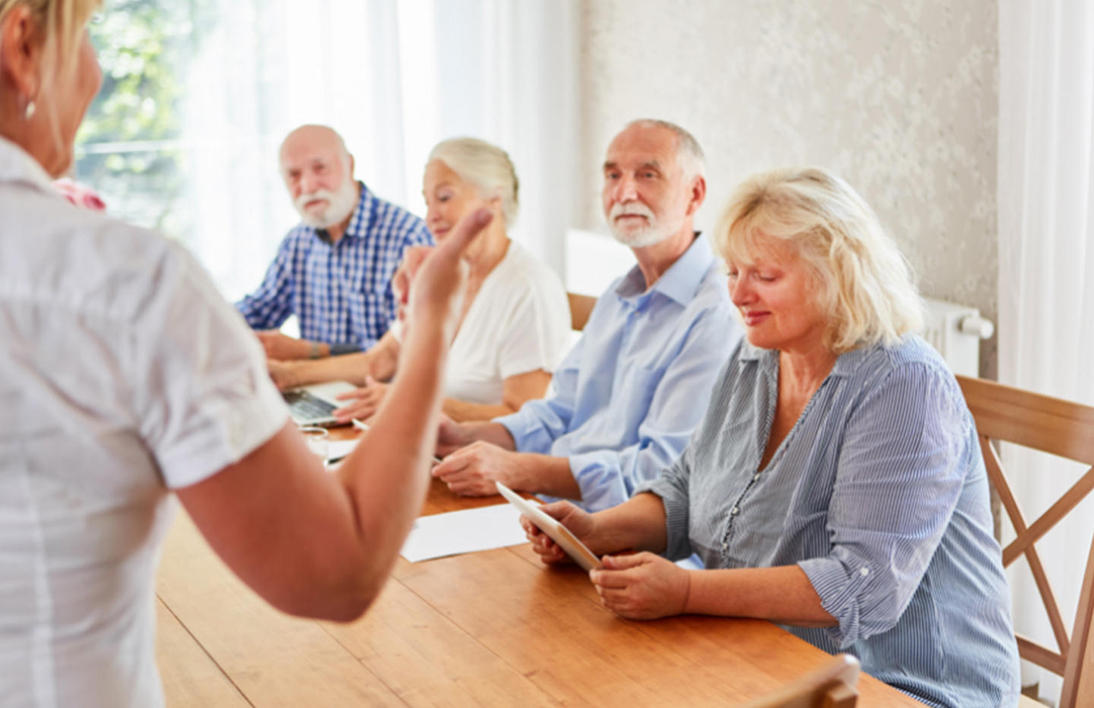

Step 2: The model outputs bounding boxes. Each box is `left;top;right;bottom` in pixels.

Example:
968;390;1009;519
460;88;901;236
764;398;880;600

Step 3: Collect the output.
642;444;695;560
797;363;969;647
496;335;583;452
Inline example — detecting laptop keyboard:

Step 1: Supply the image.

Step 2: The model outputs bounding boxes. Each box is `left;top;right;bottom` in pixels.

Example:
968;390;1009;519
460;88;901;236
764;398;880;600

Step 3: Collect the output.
283;390;336;420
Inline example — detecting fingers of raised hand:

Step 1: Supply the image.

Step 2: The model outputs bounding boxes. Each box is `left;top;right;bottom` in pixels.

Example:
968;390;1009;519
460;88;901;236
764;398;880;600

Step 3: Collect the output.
395;246;433;293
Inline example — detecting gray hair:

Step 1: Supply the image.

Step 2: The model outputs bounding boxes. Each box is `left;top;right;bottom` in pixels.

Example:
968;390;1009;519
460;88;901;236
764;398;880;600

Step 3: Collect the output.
715;167;923;353
623;118;705;180
427;137;519;225
280;124;352;172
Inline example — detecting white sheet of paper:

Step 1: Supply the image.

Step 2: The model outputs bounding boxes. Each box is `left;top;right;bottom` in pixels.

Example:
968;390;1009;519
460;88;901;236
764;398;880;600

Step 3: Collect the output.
400;503;528;562
326;438;358;462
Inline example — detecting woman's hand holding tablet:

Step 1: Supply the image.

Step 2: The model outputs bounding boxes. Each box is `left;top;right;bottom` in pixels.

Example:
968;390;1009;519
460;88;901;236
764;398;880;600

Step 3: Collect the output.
495;481;602;571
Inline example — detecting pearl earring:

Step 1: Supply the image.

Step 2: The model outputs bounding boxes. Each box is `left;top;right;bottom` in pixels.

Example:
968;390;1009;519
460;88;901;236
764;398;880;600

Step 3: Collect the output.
24;100;36;120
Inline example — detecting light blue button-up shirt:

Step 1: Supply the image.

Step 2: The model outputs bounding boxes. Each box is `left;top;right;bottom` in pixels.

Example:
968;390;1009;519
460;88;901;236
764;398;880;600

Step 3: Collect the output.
643;336;1020;707
495;234;739;511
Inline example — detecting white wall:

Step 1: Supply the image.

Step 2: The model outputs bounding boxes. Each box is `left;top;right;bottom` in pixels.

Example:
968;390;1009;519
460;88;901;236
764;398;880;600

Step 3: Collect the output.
576;0;998;375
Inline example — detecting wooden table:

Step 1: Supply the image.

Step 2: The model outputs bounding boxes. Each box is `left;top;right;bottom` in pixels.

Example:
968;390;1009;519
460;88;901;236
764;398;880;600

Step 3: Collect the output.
155;478;922;706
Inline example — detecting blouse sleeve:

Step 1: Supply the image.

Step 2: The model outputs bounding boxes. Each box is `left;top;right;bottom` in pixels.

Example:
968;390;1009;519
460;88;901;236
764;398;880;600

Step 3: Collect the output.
642;442;695;561
132;242;289;489
797;361;972;647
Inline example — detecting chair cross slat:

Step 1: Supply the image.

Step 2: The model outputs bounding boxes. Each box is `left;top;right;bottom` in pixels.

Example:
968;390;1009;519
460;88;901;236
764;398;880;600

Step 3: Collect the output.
957;375;1094;708
1002;465;1094;567
1016;635;1066;675
1061;538;1094;706
978;437;1072;653
1023;536;1072;657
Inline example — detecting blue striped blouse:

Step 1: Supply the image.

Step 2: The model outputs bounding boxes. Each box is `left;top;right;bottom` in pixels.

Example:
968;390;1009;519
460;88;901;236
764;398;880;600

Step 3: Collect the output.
642;335;1020;707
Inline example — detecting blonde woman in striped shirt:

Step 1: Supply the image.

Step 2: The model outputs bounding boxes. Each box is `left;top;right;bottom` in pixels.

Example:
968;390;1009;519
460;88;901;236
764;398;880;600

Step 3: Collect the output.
524;168;1020;707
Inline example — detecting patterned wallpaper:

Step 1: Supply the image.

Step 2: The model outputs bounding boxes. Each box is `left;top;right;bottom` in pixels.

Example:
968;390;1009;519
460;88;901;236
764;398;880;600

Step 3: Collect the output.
577;0;998;375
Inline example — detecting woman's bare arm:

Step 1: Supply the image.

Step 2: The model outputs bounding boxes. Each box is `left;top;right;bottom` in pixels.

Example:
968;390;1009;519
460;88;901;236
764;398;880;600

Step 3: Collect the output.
176;210;492;621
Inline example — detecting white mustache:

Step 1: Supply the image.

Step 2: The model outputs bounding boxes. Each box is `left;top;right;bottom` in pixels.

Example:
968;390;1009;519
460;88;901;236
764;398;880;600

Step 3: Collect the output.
295;189;335;212
610;202;654;221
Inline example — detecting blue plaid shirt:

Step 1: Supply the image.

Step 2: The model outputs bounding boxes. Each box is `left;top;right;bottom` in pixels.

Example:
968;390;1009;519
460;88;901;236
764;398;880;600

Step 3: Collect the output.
236;182;433;350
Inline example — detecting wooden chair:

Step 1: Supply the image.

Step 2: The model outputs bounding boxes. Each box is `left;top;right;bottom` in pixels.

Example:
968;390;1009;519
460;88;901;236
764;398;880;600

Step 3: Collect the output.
957;375;1094;708
567;291;597;331
742;653;860;708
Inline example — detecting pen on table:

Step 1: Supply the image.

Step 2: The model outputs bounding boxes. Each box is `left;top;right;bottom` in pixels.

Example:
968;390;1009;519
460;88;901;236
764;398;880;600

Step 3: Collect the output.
353;419;443;464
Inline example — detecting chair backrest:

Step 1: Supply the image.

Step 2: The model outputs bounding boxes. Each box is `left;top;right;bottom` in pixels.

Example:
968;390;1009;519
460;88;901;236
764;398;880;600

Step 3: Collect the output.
743;653;860;708
957;375;1094;708
567;291;597;331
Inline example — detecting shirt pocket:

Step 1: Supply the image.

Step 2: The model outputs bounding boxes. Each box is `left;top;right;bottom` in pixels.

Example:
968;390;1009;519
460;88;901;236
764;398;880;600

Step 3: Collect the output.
610;361;663;427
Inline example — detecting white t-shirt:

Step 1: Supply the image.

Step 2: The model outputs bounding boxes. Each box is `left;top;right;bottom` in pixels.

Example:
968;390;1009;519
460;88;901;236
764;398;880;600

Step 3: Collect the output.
443;242;570;404
0;137;288;707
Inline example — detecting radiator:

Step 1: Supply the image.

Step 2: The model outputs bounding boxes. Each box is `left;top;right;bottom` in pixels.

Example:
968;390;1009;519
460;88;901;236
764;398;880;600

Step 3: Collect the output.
921;298;994;377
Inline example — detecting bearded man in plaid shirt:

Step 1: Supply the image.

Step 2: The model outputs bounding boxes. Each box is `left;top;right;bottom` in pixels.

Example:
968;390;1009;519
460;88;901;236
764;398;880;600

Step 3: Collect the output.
237;124;433;361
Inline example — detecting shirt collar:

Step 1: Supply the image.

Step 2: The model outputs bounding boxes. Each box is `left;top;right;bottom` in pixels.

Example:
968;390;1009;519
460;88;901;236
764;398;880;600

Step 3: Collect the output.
0;136;56;195
738;338;876;379
614;232;716;305
310;180;371;244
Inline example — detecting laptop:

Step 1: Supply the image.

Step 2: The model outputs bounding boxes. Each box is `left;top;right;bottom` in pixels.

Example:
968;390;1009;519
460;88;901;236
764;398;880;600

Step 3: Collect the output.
283;381;358;427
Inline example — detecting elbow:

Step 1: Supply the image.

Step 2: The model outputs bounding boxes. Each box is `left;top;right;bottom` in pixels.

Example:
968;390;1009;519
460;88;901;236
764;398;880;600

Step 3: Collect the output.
273;568;388;623
851;594;908;642
312;593;376;624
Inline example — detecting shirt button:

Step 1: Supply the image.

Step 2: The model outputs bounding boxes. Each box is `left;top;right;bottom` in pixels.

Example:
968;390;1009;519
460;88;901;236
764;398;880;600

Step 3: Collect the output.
721;542;728;552
752;474;760;482
730;507;739;515
860;567;869;577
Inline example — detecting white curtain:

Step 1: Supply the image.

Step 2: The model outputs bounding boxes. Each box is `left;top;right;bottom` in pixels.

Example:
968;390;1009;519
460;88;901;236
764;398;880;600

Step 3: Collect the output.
181;0;579;301
998;0;1094;701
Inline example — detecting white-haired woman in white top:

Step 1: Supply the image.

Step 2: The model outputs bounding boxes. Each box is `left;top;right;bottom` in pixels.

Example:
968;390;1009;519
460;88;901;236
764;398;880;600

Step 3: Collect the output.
0;2;488;704
268;137;571;423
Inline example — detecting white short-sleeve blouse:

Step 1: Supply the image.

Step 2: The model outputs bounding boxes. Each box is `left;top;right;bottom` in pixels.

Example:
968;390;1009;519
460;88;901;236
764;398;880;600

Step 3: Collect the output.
0;137;288;707
391;241;570;404
443;241;570;404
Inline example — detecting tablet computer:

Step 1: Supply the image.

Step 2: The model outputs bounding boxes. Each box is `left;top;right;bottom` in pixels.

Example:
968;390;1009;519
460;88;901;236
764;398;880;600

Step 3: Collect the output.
495;481;601;571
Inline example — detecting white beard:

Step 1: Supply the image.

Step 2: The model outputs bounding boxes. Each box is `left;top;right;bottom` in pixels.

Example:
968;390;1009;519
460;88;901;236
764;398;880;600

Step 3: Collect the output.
607;201;681;247
295;179;359;228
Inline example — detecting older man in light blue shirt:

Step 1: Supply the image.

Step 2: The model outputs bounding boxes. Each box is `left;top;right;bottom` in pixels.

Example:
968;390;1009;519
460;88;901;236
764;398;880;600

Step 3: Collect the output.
432;119;740;511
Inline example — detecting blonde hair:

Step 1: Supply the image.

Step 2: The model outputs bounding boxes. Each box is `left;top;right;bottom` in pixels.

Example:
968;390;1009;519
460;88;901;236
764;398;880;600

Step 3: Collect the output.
715;167;923;352
428;137;519;225
1;0;100;146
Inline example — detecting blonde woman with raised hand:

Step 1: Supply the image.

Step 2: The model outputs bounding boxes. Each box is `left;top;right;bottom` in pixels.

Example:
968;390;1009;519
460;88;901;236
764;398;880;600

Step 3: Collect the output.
0;2;489;704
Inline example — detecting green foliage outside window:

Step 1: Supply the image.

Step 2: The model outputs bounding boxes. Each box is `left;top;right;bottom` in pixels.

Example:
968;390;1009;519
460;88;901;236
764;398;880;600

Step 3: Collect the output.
75;0;214;237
